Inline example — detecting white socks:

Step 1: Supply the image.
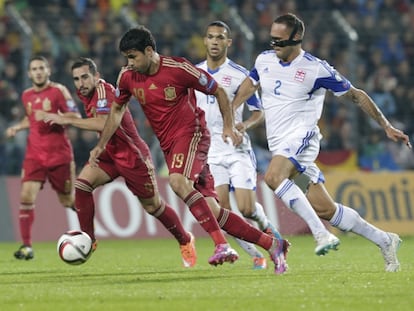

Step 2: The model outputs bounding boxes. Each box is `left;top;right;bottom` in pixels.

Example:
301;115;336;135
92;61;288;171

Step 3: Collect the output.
330;203;389;248
233;237;264;258
249;202;269;231
275;178;328;237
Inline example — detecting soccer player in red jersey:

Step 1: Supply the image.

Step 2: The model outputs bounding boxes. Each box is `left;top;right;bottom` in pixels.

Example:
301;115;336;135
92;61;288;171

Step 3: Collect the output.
89;26;289;273
38;57;197;268
5;55;81;260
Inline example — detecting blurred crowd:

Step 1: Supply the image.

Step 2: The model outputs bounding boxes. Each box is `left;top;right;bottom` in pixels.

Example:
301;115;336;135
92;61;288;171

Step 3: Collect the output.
1;0;413;175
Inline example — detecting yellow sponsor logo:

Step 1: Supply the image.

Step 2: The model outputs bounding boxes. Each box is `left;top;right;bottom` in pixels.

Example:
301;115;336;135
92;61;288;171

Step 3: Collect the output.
325;171;414;234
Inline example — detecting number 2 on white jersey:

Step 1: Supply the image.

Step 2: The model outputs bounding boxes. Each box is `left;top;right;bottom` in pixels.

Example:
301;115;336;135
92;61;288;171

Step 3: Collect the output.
274;80;281;95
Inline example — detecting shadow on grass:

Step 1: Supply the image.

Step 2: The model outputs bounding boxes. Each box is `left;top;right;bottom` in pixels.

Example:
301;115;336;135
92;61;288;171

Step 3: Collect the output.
0;265;273;285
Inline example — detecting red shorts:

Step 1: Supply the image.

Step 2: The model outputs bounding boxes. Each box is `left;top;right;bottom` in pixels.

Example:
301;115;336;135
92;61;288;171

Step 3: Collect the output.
164;131;217;199
22;159;74;194
97;150;157;199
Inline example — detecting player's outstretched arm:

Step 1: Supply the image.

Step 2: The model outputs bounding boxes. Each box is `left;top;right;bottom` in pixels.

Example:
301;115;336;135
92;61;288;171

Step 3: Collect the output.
89;102;127;166
343;86;412;148
40;112;107;132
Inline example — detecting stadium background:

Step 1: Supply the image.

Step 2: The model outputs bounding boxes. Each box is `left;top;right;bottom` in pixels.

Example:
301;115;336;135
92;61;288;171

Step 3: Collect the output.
0;0;413;242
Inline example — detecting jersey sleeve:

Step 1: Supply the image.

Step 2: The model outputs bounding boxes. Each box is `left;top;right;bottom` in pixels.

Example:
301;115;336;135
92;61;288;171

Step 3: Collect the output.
245;93;262;111
177;58;218;95
314;61;351;96
54;83;79;113
193;67;218;95
95;82;114;115
248;54;263;87
248;67;261;87
114;68;132;106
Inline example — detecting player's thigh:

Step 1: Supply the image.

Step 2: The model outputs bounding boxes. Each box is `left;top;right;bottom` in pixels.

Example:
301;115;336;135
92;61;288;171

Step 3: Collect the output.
166;132;216;198
48;162;75;195
48;162;75;206
78;162;115;189
22;159;47;185
269;130;320;179
165;132;208;182
194;164;218;199
20;181;43;204
233;188;256;216
228;152;257;190
21;159;46;203
215;184;231;210
209;161;230;188
118;157;158;199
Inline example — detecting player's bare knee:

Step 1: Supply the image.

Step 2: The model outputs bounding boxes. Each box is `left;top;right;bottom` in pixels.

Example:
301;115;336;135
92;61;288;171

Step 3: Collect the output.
59;194;74;208
141;201;159;214
142;202;158;214
241;207;255;218
20;190;37;206
263;172;283;190
168;174;191;197
140;196;163;215
20;193;34;205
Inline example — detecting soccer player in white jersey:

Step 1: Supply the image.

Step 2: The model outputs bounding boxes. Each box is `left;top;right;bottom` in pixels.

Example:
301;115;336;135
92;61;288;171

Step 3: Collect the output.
231;13;411;271
195;21;288;270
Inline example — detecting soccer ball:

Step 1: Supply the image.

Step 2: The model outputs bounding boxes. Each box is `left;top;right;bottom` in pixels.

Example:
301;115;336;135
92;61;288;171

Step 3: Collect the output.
57;230;93;265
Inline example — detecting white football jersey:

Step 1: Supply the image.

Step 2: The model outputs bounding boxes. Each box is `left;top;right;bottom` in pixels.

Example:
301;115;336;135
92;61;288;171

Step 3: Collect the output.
196;58;262;157
249;49;351;149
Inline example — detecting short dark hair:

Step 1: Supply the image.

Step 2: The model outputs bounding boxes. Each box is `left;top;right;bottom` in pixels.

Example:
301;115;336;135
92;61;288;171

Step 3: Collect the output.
71;57;98;75
29;55;49;68
274;13;305;38
206;20;232;38
119;26;156;53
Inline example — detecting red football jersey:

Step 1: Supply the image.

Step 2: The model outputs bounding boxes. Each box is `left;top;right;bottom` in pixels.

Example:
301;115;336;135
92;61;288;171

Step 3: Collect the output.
114;55;218;151
21;82;77;166
78;79;151;168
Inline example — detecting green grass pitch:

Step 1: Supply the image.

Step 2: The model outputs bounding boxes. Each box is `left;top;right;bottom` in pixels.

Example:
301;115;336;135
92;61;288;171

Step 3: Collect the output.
0;234;412;311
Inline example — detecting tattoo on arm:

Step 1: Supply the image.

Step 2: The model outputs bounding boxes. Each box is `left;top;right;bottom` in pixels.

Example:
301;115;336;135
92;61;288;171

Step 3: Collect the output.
351;88;390;128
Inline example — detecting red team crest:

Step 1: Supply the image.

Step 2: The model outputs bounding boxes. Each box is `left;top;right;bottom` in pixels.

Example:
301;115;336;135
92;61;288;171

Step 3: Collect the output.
294;69;306;82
